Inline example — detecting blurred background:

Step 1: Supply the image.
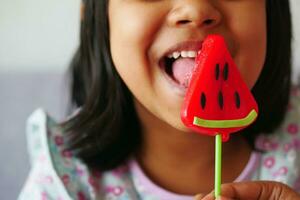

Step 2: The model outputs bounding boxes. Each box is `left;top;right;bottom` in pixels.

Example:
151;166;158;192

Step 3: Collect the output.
0;0;80;199
0;0;300;199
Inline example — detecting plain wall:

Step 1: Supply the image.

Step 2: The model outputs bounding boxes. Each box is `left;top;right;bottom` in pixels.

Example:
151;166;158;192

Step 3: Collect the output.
0;0;80;72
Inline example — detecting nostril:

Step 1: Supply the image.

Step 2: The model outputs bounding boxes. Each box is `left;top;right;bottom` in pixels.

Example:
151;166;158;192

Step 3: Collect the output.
203;19;214;25
177;20;192;25
177;18;215;27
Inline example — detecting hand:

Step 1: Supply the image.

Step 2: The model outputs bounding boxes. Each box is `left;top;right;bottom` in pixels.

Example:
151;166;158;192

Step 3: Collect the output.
194;181;300;200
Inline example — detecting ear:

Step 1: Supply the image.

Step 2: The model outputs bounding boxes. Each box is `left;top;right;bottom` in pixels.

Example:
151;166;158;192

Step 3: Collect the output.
80;2;85;21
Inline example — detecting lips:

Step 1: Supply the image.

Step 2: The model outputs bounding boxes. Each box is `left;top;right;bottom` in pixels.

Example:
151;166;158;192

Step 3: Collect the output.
158;41;203;89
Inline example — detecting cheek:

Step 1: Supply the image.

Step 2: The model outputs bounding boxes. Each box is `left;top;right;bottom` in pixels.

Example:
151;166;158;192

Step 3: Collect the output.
109;2;165;63
109;9;148;68
108;6;149;95
229;4;267;89
108;2;165;87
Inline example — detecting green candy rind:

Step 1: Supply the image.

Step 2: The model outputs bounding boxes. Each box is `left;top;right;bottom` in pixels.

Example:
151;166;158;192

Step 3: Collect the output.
193;109;258;128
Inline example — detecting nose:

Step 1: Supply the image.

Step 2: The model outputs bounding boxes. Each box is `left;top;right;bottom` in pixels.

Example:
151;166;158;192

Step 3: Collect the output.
167;0;222;29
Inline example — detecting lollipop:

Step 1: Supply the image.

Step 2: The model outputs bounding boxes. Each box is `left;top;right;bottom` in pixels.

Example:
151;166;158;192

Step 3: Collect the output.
181;35;259;197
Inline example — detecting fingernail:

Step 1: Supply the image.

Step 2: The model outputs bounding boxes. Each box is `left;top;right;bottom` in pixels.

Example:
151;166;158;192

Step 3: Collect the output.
194;194;203;200
194;194;204;200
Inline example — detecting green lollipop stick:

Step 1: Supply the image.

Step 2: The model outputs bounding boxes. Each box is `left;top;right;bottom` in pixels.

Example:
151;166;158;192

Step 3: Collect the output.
179;35;259;198
215;133;222;198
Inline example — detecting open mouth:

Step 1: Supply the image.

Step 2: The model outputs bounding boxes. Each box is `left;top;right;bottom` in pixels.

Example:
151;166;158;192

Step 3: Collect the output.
159;49;201;89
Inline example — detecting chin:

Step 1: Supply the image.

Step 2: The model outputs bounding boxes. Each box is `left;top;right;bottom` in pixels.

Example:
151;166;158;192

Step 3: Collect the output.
168;119;191;132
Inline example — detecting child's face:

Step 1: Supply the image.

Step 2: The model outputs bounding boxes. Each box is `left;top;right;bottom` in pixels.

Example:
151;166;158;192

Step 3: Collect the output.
109;0;266;131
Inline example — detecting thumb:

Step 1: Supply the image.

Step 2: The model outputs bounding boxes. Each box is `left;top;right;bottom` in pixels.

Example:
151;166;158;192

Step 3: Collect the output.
202;181;300;200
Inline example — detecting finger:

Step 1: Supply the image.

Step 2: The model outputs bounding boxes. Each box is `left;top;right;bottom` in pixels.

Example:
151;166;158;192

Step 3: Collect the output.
217;181;299;200
200;192;214;200
221;181;278;199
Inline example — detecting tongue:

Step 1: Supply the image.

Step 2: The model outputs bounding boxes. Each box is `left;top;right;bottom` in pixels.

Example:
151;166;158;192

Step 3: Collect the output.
172;58;196;88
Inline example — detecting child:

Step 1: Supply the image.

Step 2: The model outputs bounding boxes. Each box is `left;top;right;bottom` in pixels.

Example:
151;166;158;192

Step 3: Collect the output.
19;0;300;199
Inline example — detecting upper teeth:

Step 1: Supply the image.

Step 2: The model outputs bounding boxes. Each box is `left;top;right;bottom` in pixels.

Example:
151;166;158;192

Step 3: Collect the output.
167;51;198;59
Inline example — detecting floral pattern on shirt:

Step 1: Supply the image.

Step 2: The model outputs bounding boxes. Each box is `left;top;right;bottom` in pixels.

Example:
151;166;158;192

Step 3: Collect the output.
19;86;300;199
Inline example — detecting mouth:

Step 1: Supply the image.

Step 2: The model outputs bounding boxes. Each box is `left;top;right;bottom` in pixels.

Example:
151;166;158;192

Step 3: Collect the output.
159;41;203;90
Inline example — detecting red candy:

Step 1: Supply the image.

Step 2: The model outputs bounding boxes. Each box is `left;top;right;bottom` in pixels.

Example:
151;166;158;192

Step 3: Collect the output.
181;35;259;142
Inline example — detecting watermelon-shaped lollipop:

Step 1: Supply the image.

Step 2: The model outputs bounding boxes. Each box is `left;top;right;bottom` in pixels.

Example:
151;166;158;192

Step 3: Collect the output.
180;35;259;197
181;35;258;142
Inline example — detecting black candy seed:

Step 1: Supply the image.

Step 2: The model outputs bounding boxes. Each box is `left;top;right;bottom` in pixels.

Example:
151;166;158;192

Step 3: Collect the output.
215;64;220;80
223;62;229;81
235;91;241;109
218;91;224;110
201;92;206;109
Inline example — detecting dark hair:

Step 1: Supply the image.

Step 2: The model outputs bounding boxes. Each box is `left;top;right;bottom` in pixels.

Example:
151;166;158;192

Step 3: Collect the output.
63;0;292;171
